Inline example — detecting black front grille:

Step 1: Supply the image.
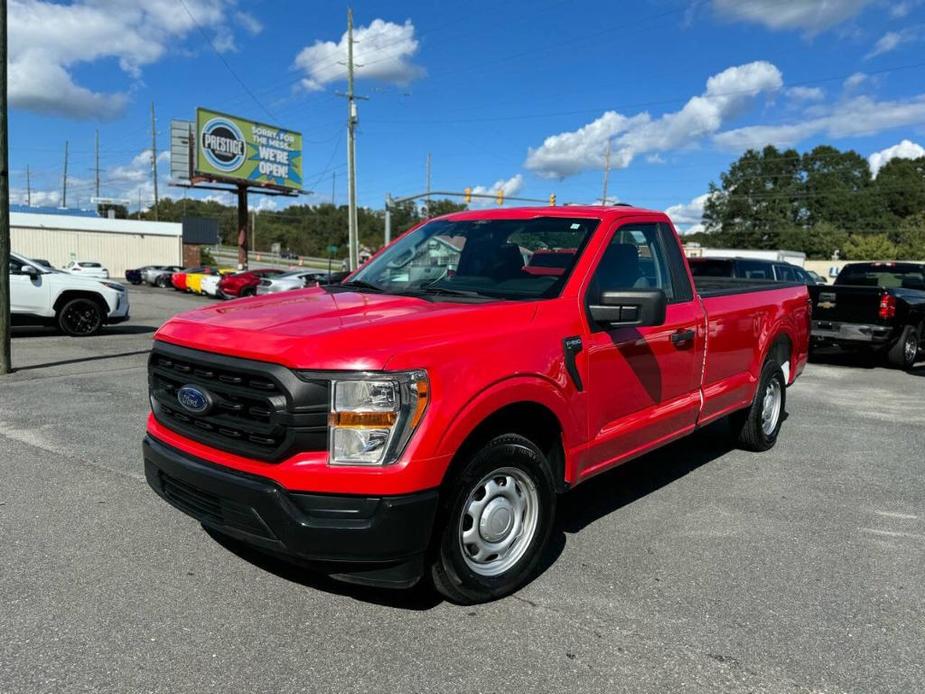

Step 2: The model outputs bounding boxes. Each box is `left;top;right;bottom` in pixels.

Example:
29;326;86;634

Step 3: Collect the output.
149;341;330;462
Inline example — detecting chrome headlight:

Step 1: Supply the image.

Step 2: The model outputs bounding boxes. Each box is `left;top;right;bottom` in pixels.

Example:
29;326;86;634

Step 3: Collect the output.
101;281;125;292
327;371;429;466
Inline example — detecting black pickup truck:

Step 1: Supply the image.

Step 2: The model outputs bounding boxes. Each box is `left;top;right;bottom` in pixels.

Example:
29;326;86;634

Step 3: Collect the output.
808;262;925;369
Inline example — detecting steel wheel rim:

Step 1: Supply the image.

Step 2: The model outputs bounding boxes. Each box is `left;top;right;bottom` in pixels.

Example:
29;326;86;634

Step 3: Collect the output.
63;301;100;335
760;378;782;436
459;466;540;577
904;334;917;364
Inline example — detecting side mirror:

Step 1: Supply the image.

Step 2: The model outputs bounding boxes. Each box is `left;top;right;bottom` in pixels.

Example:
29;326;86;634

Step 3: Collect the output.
20;264;40;278
589;289;667;328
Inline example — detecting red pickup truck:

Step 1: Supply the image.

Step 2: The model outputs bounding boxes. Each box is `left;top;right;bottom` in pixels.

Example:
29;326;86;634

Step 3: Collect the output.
144;206;810;603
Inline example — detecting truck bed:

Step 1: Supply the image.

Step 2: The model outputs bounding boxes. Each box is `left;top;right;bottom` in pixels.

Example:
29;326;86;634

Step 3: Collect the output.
694;277;803;297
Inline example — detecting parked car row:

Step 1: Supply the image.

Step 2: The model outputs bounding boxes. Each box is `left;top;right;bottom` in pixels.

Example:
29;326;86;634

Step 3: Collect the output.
124;262;347;299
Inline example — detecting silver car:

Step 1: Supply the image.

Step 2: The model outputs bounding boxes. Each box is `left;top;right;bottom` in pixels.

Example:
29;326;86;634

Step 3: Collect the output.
256;270;327;295
143;265;183;288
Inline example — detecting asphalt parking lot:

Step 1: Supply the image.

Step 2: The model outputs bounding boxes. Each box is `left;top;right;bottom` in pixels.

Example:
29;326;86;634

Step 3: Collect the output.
2;284;924;693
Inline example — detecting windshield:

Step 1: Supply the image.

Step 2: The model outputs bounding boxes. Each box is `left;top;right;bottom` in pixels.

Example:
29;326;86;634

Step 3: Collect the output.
836;263;925;289
350;216;598;300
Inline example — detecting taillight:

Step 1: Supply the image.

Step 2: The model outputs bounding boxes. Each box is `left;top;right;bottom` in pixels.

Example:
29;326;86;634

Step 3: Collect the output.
878;294;896;321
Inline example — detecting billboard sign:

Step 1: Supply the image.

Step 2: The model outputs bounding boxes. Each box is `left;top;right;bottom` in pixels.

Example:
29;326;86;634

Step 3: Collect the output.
170;119;194;182
194;108;302;192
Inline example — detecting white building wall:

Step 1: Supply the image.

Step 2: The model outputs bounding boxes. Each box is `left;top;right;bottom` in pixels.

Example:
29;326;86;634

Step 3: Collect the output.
10;212;182;278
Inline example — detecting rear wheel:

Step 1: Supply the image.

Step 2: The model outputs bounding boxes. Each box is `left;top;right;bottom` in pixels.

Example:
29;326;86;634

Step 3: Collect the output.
240;287;257;297
730;359;786;452
887;325;919;370
57;298;103;337
155;275;170;288
430;434;556;604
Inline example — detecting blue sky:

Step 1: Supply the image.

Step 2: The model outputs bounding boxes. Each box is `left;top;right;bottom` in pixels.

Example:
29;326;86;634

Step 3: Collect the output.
7;0;925;231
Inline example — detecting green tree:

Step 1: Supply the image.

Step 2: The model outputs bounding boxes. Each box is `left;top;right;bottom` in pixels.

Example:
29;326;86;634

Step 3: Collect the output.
424;198;467;218
703;145;803;248
843;233;896;260
874;157;925;220
893;213;925;260
801;145;881;230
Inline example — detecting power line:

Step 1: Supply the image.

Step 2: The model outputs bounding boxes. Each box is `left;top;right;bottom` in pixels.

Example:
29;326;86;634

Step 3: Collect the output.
176;0;277;122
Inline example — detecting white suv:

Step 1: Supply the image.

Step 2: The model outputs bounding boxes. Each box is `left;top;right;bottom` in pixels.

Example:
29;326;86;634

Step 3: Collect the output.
64;260;110;279
9;252;130;336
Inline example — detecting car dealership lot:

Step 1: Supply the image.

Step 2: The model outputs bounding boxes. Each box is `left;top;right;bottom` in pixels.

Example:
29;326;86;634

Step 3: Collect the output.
1;285;923;693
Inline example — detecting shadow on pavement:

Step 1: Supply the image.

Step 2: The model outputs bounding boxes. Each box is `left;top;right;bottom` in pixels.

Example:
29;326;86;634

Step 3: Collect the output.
203;526;444;611
202;420;740;609
12;324;158;338
555;420;734;535
13;348;152;372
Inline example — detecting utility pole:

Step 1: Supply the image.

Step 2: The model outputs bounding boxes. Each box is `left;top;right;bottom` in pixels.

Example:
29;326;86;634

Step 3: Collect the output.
331;170;336;205
1;0;12;374
601;138;612;206
61;140;69;208
94;129;100;198
25;164;30;207
425;152;431;217
151;102;159;221
344;8;364;271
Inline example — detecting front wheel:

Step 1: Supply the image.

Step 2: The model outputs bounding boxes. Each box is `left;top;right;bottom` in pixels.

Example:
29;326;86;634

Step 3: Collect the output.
887;325;919;370
730;359;786;452
430;434;556;604
57;298;103;336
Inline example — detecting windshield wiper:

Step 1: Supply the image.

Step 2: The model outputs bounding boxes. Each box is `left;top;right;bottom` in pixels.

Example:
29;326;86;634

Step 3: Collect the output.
340;279;384;292
399;286;489;299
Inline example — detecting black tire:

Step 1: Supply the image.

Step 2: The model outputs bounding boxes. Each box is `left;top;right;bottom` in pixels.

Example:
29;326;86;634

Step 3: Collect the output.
430;434;556;604
56;298;104;337
240;286;257;297
730;359;786;452
887;325;919;370
155;275;170;288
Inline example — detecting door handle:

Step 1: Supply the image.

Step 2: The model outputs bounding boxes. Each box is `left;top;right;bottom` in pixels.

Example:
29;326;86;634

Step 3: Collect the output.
670;328;695;346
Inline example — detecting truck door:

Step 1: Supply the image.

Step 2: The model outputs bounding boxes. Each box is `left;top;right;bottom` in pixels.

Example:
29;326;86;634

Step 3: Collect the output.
579;221;705;479
9;257;50;315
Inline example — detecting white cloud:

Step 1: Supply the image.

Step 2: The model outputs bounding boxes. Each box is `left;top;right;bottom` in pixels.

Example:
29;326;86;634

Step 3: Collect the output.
787;86;824;102
525;61;782;178
665;193;710;234
843;72;868;91
8;0;246;119
712;0;875;33
234;11;263;35
868;139;925;175
294;18;424;91
466;175;524;208
713;95;925;151
249;196;278;212
867;31;904;58
866;28;924;59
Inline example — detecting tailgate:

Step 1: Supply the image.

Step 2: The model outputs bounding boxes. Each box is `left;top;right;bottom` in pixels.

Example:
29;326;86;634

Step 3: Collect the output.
808;285;885;324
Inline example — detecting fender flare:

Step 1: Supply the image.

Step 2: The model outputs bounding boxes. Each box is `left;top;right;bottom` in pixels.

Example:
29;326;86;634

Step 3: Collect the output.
434;374;580;466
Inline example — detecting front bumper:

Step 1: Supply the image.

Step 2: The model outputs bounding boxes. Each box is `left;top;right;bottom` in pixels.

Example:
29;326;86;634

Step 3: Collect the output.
811;320;893;345
143;435;439;588
105;291;130;323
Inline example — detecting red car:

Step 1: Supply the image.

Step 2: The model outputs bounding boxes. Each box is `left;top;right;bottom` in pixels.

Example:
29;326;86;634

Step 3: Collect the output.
144;205;810;603
218;268;287;298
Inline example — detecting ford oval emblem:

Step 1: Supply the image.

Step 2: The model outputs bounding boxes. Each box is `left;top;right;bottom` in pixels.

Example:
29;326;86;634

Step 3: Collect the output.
177;384;212;415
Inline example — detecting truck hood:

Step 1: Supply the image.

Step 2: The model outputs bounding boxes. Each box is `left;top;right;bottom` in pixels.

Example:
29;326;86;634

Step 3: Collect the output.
155;287;539;370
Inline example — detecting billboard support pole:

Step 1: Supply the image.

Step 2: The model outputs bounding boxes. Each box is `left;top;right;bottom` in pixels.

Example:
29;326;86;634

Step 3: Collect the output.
0;0;12;375
236;184;248;270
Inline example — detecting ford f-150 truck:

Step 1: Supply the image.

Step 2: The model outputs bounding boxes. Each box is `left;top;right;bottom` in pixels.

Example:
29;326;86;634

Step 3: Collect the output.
144;206;810;603
808;262;924;369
